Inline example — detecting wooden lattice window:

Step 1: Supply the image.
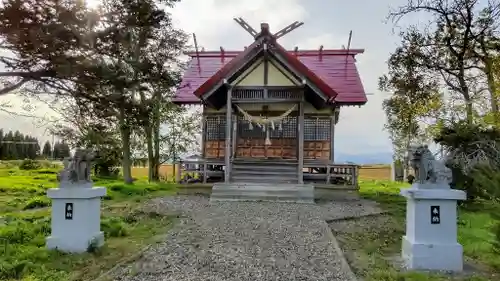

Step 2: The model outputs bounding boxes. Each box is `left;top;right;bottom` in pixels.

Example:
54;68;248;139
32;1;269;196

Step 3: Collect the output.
304;116;331;141
238;117;266;138
237;115;297;139
270;116;297;139
205;115;226;140
304;118;316;140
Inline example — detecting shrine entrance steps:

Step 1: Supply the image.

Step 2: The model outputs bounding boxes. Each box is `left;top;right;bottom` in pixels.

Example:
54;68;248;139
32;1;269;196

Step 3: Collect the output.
210;182;315;203
211;158;314;203
230;158;298;183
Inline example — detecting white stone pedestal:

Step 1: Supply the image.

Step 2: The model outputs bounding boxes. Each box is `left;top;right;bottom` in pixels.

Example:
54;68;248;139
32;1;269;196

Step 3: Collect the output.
46;186;106;253
400;183;466;271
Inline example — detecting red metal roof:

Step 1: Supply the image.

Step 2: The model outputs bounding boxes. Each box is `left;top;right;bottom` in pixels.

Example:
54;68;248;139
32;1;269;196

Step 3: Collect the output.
173;49;367;105
193;38;264;98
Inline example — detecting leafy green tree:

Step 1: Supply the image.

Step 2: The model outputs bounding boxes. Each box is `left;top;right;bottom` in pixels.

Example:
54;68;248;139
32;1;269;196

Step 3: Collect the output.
0;0;102;97
388;0;500;124
42;141;52;158
379;36;442;169
0;129;40;159
52;117;122;177
161;107;201;180
53;141;61;159
58;142;71;158
1;0;188;183
434;121;500;202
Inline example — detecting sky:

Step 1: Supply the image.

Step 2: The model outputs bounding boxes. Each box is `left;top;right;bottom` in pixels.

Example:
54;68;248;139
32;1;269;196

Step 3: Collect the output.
0;0;421;157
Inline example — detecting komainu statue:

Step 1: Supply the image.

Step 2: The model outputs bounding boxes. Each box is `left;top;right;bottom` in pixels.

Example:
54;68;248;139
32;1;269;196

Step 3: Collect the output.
58;149;96;186
408;145;452;186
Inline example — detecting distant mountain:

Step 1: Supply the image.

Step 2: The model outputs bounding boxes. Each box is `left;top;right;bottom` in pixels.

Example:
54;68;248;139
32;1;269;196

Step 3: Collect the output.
335;152;392;165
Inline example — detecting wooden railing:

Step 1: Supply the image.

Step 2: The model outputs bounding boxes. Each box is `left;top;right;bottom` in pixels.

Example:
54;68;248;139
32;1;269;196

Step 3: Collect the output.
303;161;359;187
175;159;224;184
176;159;359;187
232;87;302;102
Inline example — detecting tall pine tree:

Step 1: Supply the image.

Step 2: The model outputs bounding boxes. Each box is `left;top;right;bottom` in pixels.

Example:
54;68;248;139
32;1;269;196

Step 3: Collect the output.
0;129;41;159
42;141;52;159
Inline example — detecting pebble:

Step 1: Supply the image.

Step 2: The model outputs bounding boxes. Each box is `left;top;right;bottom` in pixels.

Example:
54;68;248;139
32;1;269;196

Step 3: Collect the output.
111;195;383;281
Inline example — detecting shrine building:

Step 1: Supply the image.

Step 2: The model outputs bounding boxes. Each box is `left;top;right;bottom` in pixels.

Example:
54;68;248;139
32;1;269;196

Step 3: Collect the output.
173;20;367;196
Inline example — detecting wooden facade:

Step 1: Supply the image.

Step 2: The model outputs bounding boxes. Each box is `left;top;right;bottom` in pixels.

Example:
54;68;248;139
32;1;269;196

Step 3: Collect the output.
195;51;340;184
173;21;367;187
202;103;335;161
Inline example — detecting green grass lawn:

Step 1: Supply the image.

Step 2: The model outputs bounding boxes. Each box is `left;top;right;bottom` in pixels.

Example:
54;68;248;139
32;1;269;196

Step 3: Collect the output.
2;160;500;281
0;163;177;281
332;179;500;281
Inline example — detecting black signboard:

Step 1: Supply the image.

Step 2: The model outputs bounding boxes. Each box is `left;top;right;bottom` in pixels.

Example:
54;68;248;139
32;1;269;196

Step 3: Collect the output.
431;205;440;224
65;203;73;220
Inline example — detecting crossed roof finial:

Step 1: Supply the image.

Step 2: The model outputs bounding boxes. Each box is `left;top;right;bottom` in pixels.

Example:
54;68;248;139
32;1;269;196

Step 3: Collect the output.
233;17;304;40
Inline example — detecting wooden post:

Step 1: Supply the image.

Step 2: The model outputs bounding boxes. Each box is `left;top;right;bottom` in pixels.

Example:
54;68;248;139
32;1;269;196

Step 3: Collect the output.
232;117;237;159
330;108;337;163
298;101;304;184
352;165;359;188
225;87;232;183
326;164;331;184
201;106;207;158
203;161;208;184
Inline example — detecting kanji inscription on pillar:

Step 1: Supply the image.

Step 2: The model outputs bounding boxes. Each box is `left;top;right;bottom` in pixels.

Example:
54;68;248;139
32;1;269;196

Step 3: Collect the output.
431;205;440;224
65;203;74;220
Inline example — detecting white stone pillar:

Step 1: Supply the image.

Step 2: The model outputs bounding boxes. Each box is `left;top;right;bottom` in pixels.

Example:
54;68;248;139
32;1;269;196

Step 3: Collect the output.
46;186;106;253
400;183;466;271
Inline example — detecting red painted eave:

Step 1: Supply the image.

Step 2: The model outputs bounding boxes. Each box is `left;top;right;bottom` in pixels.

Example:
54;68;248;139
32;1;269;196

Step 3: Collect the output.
174;48;367;105
184;49;365;57
192;39;264;99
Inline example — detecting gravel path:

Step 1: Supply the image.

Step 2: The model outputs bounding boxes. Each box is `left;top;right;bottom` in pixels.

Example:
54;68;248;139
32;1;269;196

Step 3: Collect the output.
111;196;383;281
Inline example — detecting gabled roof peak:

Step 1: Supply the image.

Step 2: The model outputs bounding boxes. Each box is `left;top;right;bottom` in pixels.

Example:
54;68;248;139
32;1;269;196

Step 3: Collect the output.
254;23;273;40
260;23;270;33
234;18;304;41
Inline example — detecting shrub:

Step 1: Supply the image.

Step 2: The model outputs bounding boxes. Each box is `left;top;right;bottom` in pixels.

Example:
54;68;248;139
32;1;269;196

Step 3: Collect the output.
93;149;121;178
19;159;41;170
0;260;34;280
1;160;61;170
23;197;51;210
434;122;500;203
101;217;128;238
36;169;58;174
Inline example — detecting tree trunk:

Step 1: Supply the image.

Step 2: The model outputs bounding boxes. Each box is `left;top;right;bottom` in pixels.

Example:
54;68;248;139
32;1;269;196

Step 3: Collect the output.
487;69;499;122
465;100;474;124
152;117;160;181
119;106;133;184
143;92;162;182
144;124;155;182
459;76;474;124
151;92;162;181
480;46;499;123
172;150;177;183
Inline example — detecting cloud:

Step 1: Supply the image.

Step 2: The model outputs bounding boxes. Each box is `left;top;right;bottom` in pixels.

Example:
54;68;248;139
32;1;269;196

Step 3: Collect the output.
0;0;396;157
171;0;309;50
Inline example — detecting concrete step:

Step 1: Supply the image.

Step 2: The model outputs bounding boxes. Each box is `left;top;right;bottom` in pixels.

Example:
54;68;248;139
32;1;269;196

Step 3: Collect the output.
230;175;298;183
211;183;314;204
213;182;312;189
231;170;297;176
232;164;297;172
210;195;313;204
233;159;297;165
